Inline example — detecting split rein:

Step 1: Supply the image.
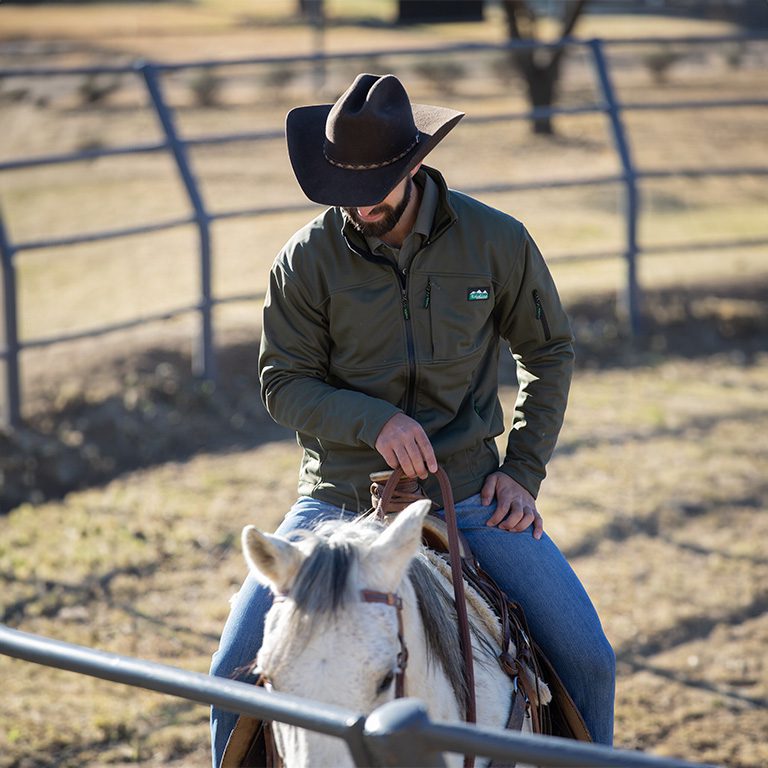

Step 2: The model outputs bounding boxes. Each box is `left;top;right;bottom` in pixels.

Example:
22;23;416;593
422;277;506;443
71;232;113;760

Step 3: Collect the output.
373;466;478;768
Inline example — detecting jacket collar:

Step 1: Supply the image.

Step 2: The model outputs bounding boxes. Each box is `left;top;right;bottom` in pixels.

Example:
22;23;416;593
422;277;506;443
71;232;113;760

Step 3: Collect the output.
340;165;457;256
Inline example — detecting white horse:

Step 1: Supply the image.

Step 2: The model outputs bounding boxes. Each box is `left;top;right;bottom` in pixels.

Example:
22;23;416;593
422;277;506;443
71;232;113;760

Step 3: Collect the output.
241;500;551;768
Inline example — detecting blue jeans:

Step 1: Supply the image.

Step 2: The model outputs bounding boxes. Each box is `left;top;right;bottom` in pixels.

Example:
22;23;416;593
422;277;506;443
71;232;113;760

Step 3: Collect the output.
209;495;615;765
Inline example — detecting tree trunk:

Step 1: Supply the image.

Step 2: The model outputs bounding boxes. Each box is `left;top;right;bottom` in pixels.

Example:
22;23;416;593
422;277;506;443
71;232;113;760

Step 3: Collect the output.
527;64;558;135
501;0;587;135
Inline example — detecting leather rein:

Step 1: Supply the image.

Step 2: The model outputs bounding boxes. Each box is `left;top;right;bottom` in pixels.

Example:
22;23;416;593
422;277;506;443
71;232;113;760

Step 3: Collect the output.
373;466;478;728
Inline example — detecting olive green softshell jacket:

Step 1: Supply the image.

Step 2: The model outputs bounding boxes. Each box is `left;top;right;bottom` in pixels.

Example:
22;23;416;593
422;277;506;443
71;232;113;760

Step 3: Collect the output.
259;166;574;512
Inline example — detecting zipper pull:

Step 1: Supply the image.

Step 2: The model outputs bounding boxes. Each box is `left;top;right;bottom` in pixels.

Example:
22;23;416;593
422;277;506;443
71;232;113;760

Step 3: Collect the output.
402;292;410;320
424;277;431;309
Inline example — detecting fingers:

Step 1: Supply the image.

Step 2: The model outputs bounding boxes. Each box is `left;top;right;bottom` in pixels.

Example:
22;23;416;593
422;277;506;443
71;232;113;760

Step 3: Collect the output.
375;413;436;479
484;478;511;527
485;473;519;527
414;430;438;474
532;511;544;540
483;472;543;538
499;501;535;532
480;474;497;508
393;439;426;479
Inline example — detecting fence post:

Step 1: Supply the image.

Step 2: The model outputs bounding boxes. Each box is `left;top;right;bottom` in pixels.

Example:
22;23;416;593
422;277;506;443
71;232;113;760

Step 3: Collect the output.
0;209;22;429
364;699;447;767
589;38;642;337
139;61;216;381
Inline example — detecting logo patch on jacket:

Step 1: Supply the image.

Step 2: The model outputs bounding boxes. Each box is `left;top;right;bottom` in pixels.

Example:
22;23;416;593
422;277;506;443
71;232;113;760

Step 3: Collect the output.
467;287;489;301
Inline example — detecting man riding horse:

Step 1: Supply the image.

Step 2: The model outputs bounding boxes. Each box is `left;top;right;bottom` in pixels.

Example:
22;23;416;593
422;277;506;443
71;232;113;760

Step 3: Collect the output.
209;72;616;766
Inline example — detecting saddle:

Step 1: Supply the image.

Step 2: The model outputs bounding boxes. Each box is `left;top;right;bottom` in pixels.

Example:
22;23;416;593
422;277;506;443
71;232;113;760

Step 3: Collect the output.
221;470;590;768
370;469;591;746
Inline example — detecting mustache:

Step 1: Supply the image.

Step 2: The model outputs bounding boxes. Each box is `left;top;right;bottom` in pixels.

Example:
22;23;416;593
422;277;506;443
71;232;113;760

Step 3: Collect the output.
359;203;391;217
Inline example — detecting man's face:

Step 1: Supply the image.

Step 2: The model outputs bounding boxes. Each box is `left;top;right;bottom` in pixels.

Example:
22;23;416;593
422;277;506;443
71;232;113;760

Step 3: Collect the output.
343;175;413;239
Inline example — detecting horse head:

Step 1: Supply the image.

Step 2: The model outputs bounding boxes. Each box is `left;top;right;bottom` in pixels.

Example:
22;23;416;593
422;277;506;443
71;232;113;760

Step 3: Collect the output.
241;500;432;767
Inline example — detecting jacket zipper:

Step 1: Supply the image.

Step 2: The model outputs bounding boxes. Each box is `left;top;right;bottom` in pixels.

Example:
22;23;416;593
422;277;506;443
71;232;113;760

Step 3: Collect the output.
532;289;552;341
400;234;440;417
345;223;453;419
398;266;418;416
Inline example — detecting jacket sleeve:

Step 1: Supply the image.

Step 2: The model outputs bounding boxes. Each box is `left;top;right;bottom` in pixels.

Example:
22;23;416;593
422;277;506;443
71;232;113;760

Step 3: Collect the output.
259;256;401;448
494;227;575;498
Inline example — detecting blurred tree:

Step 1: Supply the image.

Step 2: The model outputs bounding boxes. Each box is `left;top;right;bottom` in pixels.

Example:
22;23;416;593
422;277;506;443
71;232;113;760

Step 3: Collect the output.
500;0;588;135
297;0;324;18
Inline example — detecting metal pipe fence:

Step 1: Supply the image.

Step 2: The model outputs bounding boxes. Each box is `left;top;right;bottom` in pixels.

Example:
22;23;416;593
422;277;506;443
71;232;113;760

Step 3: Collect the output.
1;34;767;427
0;623;714;768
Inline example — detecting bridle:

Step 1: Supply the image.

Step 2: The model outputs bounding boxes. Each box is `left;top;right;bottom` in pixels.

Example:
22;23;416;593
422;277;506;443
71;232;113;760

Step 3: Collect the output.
257;589;408;700
360;588;408;699
253;588;408;768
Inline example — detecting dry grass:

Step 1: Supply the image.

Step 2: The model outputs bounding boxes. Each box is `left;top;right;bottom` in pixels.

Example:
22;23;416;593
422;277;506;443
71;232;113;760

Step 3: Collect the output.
1;342;766;768
0;7;767;768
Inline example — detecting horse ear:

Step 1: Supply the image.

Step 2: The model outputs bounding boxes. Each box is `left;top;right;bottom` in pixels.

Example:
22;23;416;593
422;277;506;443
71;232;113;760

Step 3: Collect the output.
242;526;306;594
363;499;431;591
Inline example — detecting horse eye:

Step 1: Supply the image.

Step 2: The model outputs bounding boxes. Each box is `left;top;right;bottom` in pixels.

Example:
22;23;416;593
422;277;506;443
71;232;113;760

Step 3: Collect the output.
377;669;395;695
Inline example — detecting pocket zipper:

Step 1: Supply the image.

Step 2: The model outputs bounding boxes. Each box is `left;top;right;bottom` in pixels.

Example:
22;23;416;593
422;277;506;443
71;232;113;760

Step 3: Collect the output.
532;289;552;341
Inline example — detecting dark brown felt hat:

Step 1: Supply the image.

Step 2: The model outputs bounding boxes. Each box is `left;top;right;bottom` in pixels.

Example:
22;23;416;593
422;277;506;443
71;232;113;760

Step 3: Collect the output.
286;73;464;207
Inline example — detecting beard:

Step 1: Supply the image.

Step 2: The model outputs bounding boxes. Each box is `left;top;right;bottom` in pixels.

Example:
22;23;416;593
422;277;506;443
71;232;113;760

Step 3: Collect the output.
343;178;412;239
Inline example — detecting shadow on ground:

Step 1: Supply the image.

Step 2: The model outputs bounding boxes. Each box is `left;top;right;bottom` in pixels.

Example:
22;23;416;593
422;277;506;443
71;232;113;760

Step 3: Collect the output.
2;279;766;514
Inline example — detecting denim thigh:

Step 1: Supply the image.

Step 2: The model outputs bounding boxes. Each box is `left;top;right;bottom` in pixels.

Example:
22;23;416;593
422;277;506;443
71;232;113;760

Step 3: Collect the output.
442;494;616;745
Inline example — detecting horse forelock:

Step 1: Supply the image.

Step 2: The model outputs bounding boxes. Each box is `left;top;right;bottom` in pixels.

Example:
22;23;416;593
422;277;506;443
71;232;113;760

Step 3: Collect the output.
288;516;382;618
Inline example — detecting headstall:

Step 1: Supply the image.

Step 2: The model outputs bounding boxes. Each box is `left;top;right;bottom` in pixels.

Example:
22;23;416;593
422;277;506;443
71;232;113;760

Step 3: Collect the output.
257;590;408;700
360;588;408;699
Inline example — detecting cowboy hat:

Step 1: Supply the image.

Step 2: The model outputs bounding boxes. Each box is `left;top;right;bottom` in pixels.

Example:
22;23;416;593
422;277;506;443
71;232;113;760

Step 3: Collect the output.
285;73;464;207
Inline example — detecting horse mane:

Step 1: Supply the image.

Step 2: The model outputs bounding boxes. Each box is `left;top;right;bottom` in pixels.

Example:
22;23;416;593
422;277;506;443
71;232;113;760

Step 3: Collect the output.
283;515;493;713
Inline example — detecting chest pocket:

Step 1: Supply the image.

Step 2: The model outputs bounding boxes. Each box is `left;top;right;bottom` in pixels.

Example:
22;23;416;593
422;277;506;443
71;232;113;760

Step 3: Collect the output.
427;274;495;362
328;274;402;371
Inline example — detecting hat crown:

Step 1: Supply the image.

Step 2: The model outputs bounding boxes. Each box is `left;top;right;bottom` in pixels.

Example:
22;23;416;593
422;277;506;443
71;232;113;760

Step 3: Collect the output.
324;74;419;171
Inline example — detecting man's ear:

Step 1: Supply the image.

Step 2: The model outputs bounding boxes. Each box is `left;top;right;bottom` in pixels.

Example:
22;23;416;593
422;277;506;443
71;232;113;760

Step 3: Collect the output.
409;162;422;178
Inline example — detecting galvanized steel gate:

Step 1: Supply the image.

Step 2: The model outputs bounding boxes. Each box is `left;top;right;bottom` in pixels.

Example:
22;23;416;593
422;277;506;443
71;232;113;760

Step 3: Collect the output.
1;35;767;428
0;624;713;768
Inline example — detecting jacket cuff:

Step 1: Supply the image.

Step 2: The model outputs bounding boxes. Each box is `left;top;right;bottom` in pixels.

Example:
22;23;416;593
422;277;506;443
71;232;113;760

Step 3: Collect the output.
358;403;404;449
497;461;544;500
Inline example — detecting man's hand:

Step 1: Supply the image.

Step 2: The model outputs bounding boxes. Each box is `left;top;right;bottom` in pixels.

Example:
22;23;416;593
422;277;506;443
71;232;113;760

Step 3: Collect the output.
481;472;543;540
375;413;437;480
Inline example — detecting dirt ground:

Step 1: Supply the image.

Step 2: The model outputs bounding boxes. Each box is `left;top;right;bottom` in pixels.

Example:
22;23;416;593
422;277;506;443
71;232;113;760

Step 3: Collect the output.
1;5;767;768
1;281;766;768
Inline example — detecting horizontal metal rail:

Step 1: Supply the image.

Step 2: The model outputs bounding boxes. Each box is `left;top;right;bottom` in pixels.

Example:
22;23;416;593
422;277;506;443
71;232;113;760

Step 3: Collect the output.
12;215;195;253
622;98;768;111
11;161;767;257
0;140;169;173
1;32;766;78
0;624;713;768
408;712;713;767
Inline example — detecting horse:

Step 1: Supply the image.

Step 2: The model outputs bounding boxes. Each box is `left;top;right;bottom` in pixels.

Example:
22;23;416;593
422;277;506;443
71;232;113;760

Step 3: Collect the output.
240;499;552;768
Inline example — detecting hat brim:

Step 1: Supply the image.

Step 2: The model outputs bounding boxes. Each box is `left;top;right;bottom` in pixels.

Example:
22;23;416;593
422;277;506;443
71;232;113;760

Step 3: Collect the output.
286;102;464;207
